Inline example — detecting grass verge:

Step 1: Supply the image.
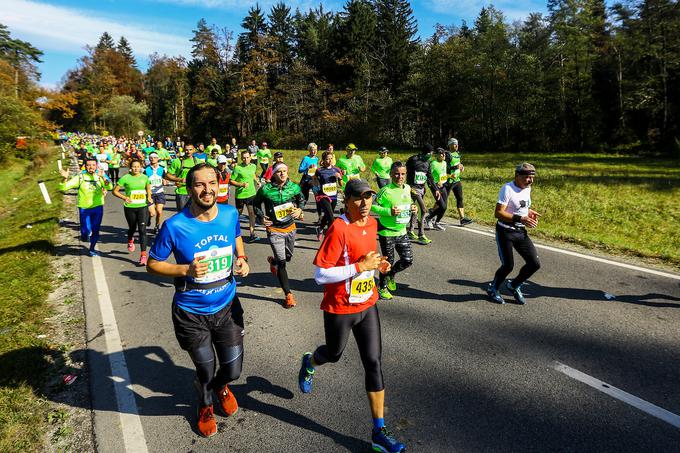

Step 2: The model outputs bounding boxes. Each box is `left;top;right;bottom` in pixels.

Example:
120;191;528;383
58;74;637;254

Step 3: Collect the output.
0;147;64;452
275;149;680;267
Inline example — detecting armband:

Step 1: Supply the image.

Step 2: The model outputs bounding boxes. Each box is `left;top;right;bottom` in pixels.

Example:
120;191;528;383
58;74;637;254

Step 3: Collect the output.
512;214;522;223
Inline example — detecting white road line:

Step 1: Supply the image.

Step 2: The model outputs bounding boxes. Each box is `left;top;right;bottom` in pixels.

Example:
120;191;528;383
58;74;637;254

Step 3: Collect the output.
455;225;680;281
92;256;149;453
554;361;680;429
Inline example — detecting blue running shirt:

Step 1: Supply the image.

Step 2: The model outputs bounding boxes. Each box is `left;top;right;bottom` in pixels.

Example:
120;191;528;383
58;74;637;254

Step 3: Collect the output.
150;204;241;314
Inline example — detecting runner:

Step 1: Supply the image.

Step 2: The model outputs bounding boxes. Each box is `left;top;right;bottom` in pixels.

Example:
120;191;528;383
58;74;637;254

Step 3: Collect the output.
155;140;172;169
169;144;200;211
206;137;222;154
194;143;208;161
336;143;366;184
146;152;182;234
371;147;393;189
95;144;110;179
252;162;305;308
207;148;219;167
76;142;89;168
256;142;272;177
424;148;449;231
297;142;319;207
486;163;542;305
147;163;249;438
108;147;122;186
142;140;156;164
406;144;440;245
59;158;113;256
371;161;415;300
247;139;259;166
229;150;261;242
263;151;284;182
297;178;406;453
113;159;153;265
215;155;231;205
445;138;473;226
312;151;343;241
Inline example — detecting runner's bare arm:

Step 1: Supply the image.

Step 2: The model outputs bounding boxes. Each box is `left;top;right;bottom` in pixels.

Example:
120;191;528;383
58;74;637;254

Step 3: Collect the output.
147;257;207;278
234;236;250;277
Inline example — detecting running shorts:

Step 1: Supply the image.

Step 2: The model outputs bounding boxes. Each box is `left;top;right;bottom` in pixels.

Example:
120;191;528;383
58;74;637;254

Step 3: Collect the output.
171;297;244;351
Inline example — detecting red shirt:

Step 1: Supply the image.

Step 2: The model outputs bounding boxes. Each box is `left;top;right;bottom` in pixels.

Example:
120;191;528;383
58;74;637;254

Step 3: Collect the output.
216;170;231;203
313;215;379;314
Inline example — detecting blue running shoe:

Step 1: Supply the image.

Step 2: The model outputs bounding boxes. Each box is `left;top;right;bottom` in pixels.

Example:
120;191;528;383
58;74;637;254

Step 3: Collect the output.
372;427;406;453
88;250;99;257
298;352;315;393
486;284;505;304
506;280;526;305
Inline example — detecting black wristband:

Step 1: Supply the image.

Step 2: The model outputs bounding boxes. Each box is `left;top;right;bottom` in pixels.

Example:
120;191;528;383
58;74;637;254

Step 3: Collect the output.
512;214;522;223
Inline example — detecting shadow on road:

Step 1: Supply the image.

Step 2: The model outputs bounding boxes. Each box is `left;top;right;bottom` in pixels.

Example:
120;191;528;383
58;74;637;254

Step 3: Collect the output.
449;278;680;308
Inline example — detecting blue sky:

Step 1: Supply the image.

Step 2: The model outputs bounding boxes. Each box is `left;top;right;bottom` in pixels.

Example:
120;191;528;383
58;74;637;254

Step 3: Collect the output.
2;0;547;89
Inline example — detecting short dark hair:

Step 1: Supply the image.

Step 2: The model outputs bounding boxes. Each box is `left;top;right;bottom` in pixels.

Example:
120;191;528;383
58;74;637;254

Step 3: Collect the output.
240;150;251;156
185;162;218;188
390;161;406;172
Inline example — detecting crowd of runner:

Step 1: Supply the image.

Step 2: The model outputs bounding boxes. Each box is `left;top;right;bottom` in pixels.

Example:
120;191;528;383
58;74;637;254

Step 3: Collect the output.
58;131;542;452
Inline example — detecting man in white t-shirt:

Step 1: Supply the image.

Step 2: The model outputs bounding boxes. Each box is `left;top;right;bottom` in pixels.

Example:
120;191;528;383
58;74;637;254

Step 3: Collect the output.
486;163;542;305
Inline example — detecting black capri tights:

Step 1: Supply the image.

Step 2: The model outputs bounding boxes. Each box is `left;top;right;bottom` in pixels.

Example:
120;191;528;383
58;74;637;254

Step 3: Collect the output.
378;234;413;288
492;224;541;290
123;206;148;251
313;305;384;392
190;342;244;407
317;197;337;232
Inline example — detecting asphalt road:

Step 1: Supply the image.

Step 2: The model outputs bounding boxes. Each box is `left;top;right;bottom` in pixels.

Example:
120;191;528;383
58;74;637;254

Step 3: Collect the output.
73;178;680;453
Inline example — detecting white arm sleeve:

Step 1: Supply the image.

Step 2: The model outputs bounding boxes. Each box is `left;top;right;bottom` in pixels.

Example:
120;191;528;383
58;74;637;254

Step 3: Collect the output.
314;264;358;285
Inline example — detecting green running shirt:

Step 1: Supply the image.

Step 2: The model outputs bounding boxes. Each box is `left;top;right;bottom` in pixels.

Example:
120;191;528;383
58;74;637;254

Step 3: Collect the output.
371;182;412;236
117;174;150;208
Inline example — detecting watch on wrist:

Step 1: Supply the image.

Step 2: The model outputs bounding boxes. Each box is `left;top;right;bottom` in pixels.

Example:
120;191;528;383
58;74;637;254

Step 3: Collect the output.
237;255;248;262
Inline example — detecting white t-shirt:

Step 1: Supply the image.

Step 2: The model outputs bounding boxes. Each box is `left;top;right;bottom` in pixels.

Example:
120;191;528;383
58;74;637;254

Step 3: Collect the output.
497;181;531;229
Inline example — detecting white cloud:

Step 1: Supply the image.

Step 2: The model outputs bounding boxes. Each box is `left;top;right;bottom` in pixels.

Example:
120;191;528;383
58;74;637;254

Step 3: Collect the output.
1;0;192;58
150;0;343;13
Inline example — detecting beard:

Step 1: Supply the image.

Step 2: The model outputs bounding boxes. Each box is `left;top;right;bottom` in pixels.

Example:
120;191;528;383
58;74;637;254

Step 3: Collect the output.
192;190;216;210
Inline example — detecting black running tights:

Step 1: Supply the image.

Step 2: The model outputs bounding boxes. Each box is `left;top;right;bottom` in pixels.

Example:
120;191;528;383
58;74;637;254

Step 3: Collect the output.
123;206;148;251
492;224;541;289
313;305;384;392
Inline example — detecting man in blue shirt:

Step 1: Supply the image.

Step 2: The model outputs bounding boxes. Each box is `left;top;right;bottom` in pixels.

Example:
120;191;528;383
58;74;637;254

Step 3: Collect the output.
147;163;250;438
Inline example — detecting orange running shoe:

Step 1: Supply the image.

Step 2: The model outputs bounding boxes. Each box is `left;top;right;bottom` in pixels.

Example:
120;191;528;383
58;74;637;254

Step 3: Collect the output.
216;384;239;417
197;404;217;437
267;256;277;276
285;292;296;309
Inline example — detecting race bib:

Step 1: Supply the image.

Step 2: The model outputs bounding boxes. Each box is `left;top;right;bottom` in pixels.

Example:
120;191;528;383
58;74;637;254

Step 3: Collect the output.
130;190;146;202
274;202;295;221
218;184;229;197
149;175;163;187
439;174;448;184
193;246;233;283
260;157;269;164
347;173;360;180
349;270;375;304
307;166;317;176
396;204;411;224
414;171;427;184
322;182;337;196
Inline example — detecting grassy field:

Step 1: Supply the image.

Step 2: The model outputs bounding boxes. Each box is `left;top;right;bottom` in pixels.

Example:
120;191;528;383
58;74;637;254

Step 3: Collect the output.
275;149;680;267
0;148;64;452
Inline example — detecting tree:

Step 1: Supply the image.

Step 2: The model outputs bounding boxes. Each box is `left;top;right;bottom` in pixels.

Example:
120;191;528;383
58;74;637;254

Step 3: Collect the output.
100;95;148;136
117;36;136;67
96;32;115;51
0;23;43;98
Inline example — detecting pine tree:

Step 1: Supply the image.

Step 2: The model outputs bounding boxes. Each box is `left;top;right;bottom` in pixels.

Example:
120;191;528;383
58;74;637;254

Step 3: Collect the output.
375;0;418;94
237;4;267;63
96;32;115;51
117;36;136;67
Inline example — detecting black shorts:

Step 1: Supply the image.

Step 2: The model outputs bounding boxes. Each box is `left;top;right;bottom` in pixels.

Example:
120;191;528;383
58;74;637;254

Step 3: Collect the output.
151;192;166;205
235;196;255;210
171;297;244;351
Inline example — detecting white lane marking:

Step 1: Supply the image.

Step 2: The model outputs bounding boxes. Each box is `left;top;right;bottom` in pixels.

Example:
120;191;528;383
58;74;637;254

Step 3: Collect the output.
455;225;680;281
554;361;680;429
92;256;149;452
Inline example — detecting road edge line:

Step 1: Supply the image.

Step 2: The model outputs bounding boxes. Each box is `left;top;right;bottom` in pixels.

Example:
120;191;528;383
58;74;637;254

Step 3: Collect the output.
91;255;149;452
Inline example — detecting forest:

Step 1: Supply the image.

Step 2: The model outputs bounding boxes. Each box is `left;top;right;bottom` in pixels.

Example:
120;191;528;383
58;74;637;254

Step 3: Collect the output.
6;0;680;153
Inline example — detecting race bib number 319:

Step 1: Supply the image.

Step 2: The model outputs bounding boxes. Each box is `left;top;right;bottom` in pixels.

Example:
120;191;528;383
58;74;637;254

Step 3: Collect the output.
194;246;233;283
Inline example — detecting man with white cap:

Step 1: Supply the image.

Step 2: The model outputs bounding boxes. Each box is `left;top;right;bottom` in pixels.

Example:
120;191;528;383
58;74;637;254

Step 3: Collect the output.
253;161;305;308
486;163;542;305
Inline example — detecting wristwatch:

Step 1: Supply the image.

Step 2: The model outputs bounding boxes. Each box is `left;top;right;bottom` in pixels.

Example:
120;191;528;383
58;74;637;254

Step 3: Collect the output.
237;255;248;262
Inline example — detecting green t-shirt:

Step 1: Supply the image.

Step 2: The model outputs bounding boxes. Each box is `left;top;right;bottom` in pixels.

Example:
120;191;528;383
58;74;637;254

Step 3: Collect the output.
117;173;149;208
371;156;393;180
337;154;365;183
207;157;218;167
109;152;122;169
231;163;258;199
59;173;113;209
371;182;413;236
156;148;171;167
256;148;272;164
143;146;156;157
449;152;461;183
169;157;200;195
431;160;448;187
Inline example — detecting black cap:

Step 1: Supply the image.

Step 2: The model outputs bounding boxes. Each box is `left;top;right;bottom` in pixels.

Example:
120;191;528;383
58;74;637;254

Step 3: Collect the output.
273;151;283;158
344;178;376;199
379;146;389;153
422;143;434;154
